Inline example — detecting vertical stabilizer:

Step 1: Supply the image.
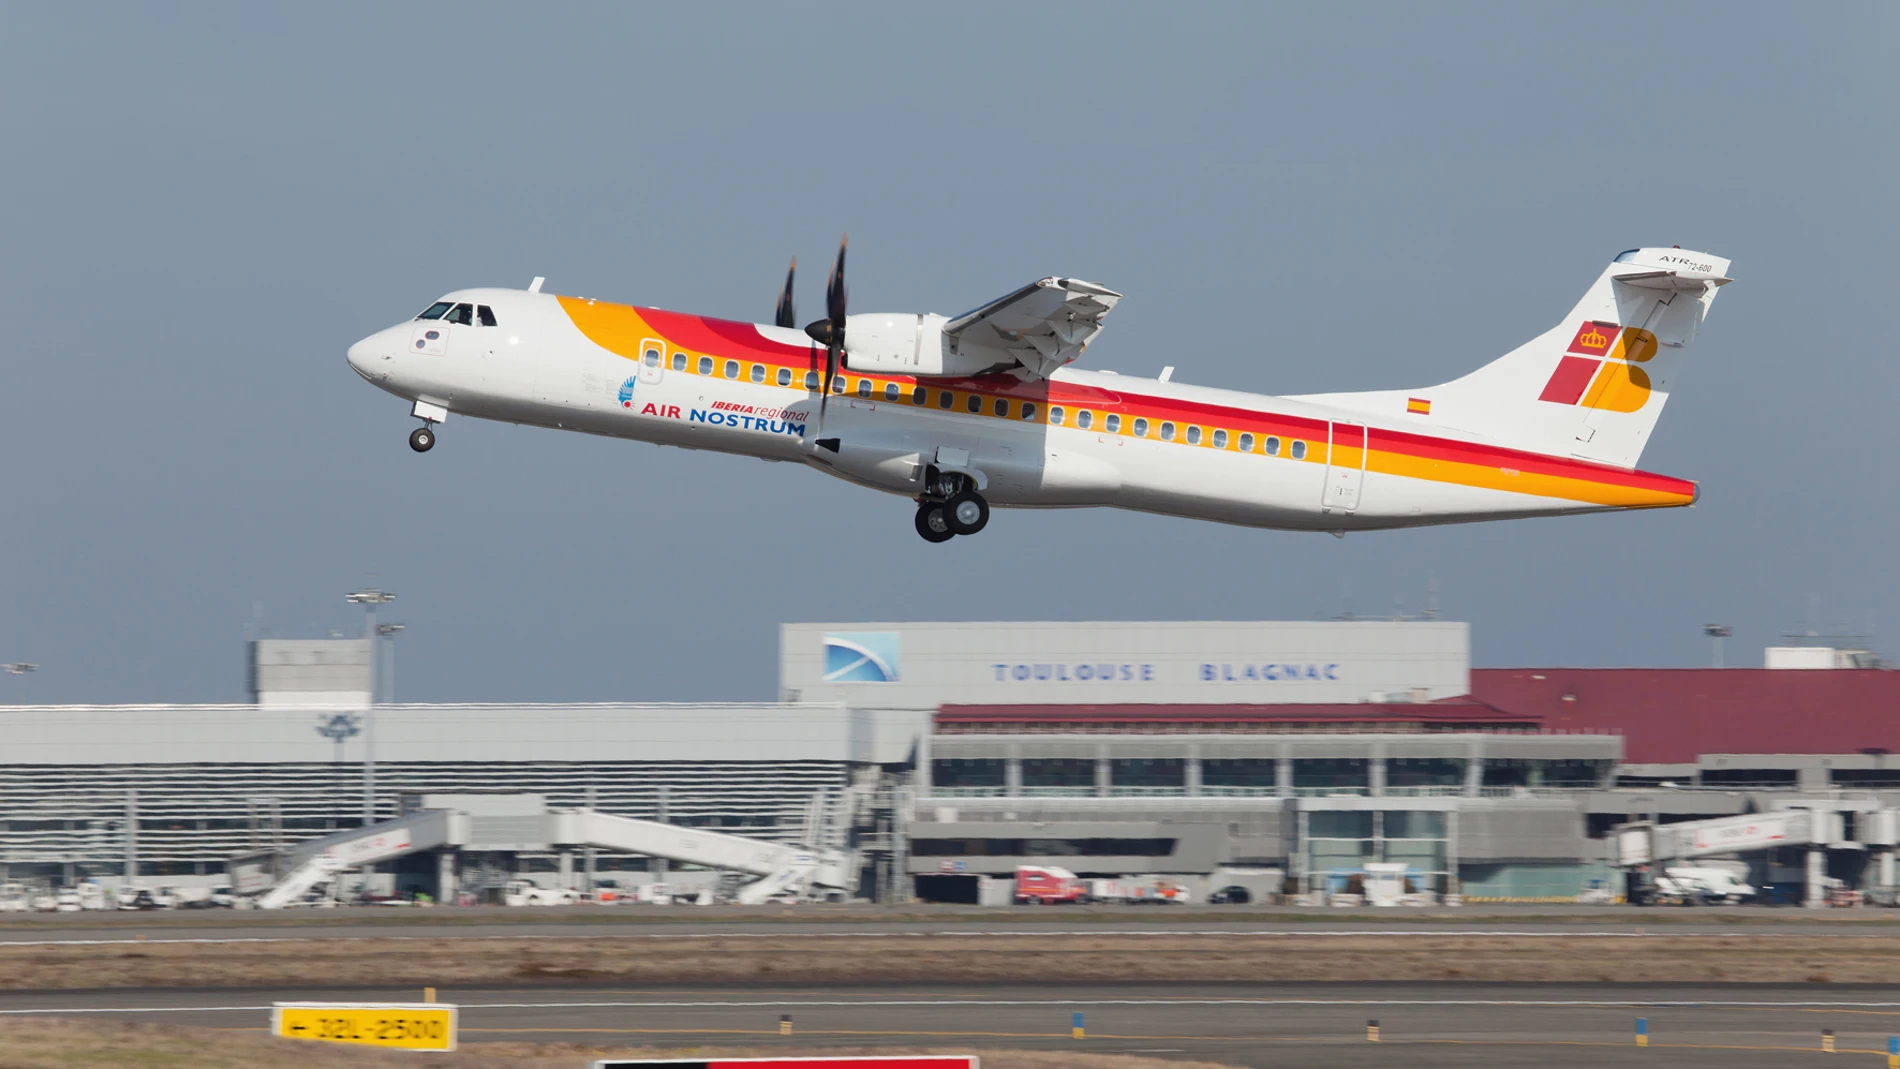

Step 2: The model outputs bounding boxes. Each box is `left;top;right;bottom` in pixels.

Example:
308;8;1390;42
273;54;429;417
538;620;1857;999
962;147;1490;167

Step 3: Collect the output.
1298;248;1731;468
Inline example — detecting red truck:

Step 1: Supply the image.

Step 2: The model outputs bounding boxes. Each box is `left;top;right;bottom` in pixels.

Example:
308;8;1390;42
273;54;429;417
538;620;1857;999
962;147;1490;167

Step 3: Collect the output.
1014;865;1085;904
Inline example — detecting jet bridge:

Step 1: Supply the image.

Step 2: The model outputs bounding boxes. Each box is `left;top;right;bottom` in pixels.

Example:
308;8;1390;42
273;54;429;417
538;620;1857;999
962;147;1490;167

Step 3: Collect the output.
245;796;854;908
1615;807;1900;907
1614;809;1835;867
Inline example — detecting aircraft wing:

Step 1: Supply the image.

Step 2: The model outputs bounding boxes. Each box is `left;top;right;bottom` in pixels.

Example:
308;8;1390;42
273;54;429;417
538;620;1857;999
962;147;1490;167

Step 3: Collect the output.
942;277;1122;379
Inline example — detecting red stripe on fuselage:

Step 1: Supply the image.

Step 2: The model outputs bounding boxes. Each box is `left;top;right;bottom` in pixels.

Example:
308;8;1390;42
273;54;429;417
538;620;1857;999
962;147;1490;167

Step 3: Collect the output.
623;307;1691;499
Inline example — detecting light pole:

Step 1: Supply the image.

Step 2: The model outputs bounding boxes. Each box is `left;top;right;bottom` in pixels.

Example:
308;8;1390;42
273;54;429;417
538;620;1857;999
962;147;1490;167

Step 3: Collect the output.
346;589;396;826
2;663;36;704
376;623;404;705
1703;624;1732;669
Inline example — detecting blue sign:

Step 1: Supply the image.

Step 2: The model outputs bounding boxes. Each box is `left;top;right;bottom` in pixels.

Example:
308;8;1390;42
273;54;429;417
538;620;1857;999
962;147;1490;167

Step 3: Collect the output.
1201;662;1339;682
822;632;901;683
993;662;1154;682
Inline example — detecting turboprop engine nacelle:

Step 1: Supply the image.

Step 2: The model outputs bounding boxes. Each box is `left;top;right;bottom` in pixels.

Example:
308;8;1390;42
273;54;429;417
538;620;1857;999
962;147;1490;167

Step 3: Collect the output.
842;313;1004;378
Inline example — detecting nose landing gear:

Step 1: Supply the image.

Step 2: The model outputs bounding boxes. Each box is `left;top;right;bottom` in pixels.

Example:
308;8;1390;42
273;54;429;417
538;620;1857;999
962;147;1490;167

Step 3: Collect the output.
409;426;436;453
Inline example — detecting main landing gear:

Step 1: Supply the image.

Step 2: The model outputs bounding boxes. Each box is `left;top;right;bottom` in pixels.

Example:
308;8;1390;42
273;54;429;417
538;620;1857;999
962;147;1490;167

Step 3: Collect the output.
914;470;989;543
408;426;436;453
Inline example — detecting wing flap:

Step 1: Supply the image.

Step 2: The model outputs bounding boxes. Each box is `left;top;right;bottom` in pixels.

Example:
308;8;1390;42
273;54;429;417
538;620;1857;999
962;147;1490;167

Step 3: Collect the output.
943;276;1122;379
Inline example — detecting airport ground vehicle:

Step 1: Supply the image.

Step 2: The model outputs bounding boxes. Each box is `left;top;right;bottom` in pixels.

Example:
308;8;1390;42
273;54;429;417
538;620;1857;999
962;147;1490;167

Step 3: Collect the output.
1014;865;1085;904
1085;876;1193;904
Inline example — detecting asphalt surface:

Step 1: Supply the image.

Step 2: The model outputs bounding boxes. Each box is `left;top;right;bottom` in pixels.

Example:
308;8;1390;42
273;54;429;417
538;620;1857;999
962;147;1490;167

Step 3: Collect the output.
6;983;1899;1067
3;904;1898;942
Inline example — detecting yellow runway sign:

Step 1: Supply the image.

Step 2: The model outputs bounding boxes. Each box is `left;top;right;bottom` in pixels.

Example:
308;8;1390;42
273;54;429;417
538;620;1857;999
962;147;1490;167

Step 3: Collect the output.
272;1002;457;1051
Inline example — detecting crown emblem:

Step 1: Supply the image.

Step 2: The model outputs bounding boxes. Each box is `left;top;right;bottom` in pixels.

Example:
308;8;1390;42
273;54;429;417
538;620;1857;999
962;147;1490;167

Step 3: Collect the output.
1578;327;1608;349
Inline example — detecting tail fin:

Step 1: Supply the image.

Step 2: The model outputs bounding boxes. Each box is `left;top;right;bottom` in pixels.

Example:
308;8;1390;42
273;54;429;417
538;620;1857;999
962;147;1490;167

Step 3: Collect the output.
1299;247;1732;468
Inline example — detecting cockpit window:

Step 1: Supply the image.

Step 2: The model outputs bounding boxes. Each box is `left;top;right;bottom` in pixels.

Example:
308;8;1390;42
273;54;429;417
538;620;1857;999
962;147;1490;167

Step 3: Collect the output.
477;305;498;327
445;303;474;326
416;302;453;320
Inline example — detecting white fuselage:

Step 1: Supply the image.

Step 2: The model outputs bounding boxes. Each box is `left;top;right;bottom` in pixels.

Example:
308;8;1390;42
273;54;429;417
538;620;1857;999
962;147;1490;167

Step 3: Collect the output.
347;287;1695;533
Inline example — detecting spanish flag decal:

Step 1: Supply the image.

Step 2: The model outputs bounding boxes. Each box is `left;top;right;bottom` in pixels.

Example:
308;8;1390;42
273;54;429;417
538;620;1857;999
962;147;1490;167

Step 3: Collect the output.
1406;397;1431;415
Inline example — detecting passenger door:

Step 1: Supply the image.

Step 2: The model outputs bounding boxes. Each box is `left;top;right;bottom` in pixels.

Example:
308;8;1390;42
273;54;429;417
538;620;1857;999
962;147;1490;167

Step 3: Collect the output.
638;339;666;385
1322;421;1366;514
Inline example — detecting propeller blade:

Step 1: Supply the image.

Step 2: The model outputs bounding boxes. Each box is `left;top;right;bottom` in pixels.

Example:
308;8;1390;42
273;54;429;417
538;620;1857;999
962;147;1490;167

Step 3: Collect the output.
826;236;848;326
774;257;797;329
813;236;848;420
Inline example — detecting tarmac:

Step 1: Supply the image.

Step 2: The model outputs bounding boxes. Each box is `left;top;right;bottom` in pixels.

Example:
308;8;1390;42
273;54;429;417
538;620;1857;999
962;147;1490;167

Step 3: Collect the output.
5;982;1898;1067
2;903;1898;943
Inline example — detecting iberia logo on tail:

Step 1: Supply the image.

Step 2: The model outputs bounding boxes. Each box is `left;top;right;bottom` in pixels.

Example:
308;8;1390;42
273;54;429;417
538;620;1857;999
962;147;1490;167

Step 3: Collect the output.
1537;321;1659;411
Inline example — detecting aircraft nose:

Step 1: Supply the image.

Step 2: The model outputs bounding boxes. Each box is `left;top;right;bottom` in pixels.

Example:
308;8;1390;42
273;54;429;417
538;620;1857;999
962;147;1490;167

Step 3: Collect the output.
347;333;385;381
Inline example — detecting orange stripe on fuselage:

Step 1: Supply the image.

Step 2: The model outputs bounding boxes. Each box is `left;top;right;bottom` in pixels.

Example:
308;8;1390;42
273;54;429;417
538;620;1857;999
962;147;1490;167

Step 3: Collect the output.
557;298;1695;510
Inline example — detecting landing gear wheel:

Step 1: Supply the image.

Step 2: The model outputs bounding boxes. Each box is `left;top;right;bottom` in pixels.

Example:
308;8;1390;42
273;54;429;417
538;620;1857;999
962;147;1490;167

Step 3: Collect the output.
915;502;955;543
409;426;436;453
945;491;989;535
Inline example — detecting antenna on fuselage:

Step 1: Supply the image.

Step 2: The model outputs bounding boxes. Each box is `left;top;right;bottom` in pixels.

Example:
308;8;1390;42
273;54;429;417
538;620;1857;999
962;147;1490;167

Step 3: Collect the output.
528;276;545;293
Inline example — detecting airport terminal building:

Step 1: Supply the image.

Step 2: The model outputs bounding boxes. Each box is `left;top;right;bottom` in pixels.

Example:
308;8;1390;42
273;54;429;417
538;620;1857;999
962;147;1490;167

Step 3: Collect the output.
1;620;1897;903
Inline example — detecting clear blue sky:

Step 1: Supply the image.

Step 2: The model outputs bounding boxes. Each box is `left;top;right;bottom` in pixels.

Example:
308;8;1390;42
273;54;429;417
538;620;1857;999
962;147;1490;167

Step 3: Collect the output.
1;3;1894;703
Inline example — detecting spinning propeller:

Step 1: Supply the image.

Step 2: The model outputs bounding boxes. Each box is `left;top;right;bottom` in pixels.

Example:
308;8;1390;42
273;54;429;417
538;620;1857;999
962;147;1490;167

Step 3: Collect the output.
773;257;797;329
770;236;847;434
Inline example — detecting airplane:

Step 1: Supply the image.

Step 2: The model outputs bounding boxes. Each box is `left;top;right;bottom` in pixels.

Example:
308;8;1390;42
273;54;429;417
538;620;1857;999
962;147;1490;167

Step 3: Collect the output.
346;240;1731;542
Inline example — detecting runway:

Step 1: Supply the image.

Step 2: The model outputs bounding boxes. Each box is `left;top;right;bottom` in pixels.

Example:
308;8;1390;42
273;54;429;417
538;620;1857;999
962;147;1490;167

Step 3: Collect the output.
5;983;1896;1067
3;904;1897;944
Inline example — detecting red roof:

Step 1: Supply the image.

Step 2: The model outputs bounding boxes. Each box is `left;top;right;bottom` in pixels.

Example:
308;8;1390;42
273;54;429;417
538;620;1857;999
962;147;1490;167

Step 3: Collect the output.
1470;668;1900;764
936;698;1536;731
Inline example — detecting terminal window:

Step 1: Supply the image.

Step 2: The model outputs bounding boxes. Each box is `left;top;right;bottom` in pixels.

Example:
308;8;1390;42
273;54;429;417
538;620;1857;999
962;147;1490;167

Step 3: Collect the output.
1387;757;1465;788
1020;758;1094;789
1109;758;1184;790
911;837;1177;857
1698;767;1798;788
1202;758;1277;790
1293;758;1369;789
1482;757;1611;789
1831;769;1900;788
932;758;1006;789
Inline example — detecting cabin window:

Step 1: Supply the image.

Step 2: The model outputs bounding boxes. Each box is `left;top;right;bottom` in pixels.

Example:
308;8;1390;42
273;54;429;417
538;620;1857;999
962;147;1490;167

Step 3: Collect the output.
1212;429;1228;449
671;352;687;371
444;302;474;326
643;348;662;368
1105;413;1121;434
777;367;792;386
858;378;872;399
993;398;1009;417
886;382;901;402
832;376;847;393
912;385;926;405
751;363;766;383
1185;425;1202;446
1238;432;1254;452
967;394;982;413
1160;421;1176;441
1049;406;1065;426
699;356;714;375
1076;410;1093;430
477;305;498;327
723;360;740;380
804;370;820;390
939;390;954;409
1291;440;1308;460
1132;417;1148;437
415;301;453;320
1021;402;1037;421
1264;435;1281;456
